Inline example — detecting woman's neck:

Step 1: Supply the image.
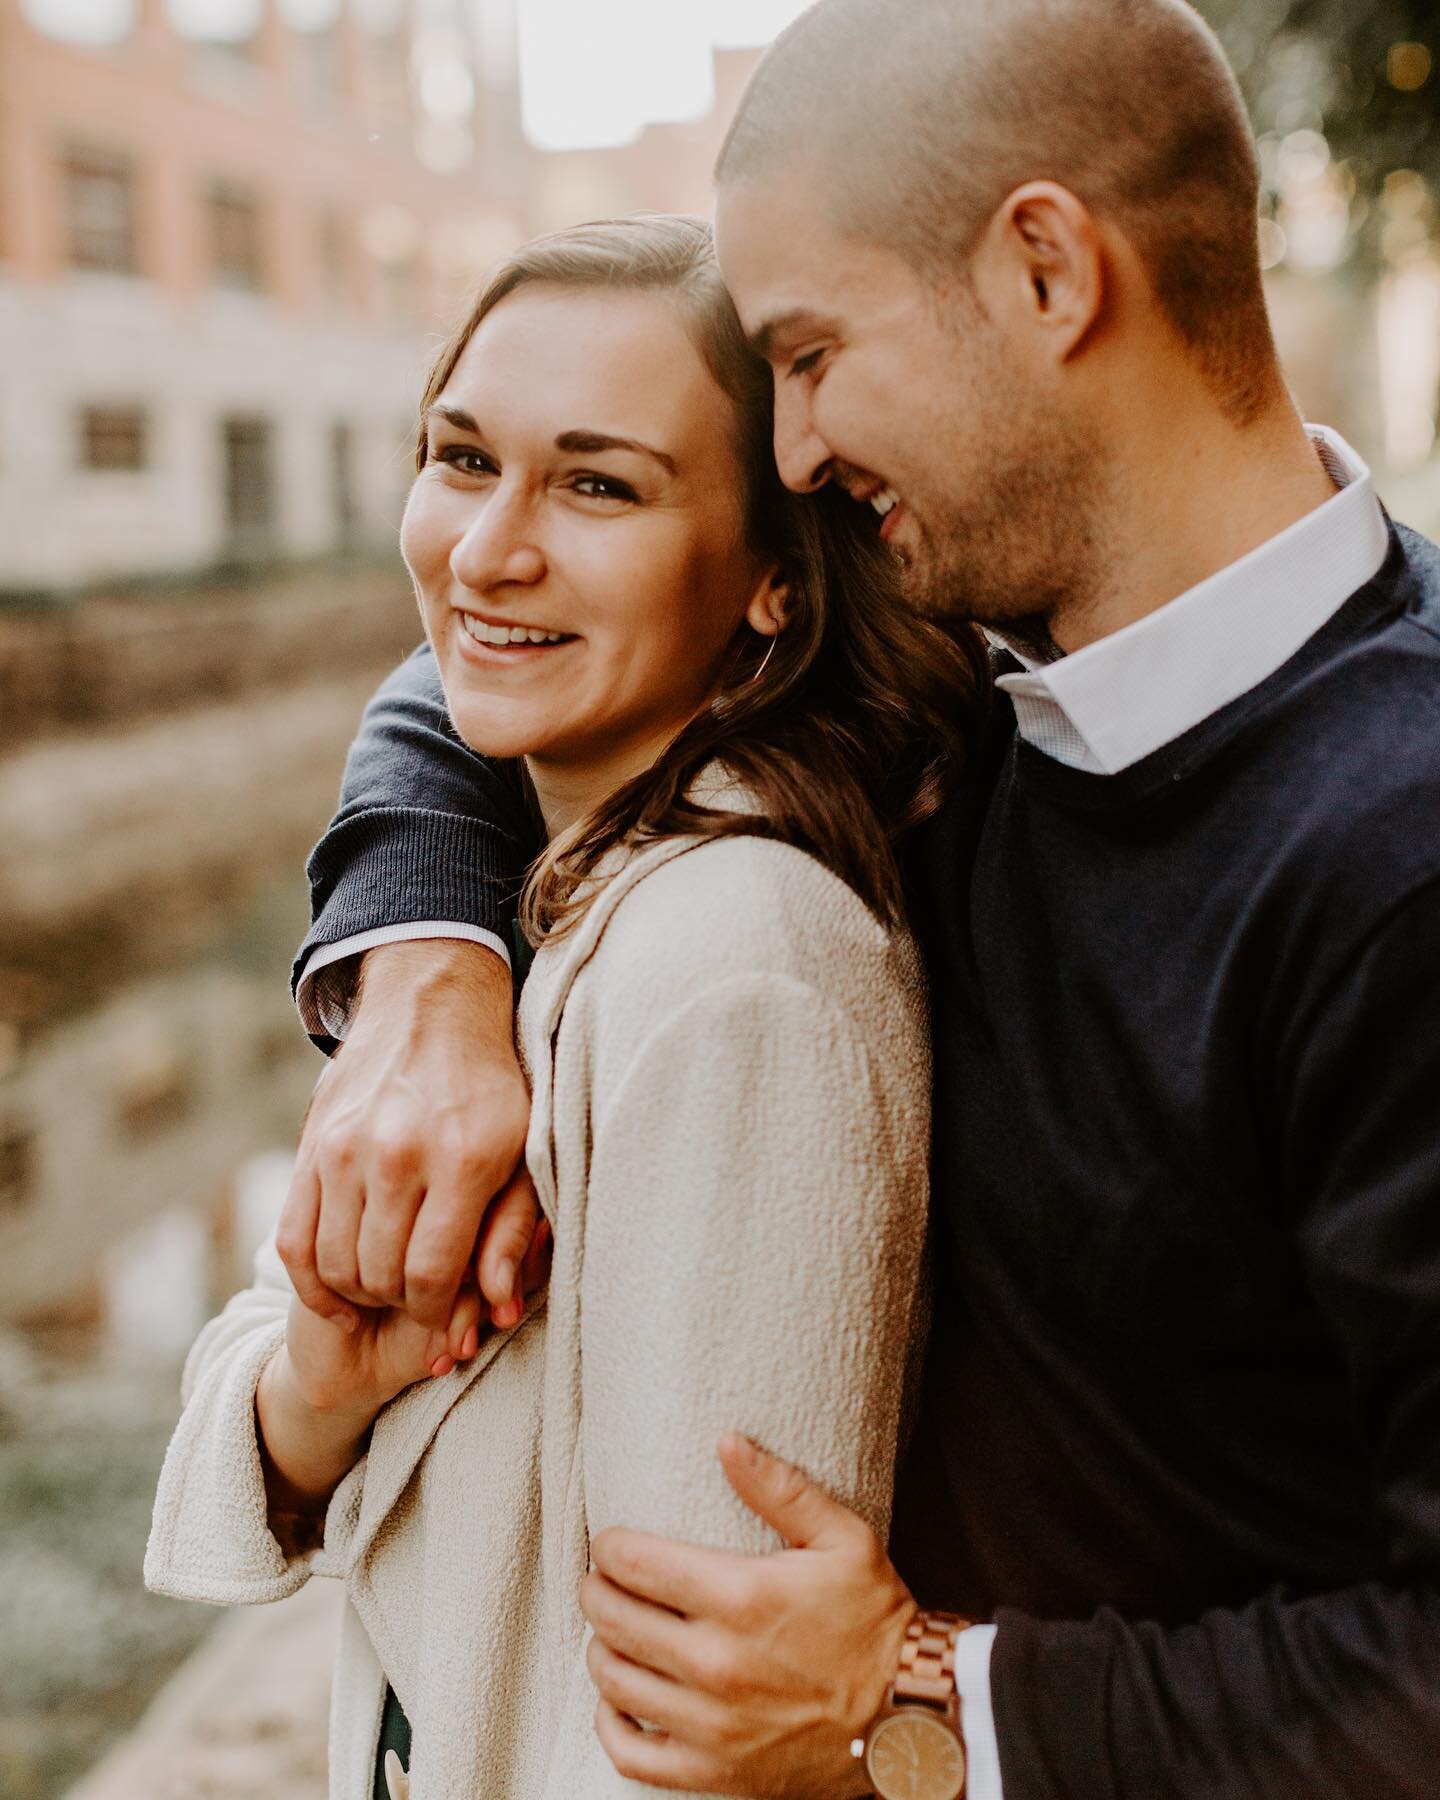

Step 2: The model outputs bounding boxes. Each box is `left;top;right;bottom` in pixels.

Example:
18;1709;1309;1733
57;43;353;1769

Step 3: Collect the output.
525;733;674;839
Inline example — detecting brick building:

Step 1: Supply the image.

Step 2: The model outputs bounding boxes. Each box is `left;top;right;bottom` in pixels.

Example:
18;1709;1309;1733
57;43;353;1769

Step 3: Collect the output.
0;0;532;592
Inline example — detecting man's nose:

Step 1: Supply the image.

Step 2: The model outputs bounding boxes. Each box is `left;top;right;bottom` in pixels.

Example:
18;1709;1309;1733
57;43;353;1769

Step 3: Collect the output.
772;383;833;494
449;484;546;591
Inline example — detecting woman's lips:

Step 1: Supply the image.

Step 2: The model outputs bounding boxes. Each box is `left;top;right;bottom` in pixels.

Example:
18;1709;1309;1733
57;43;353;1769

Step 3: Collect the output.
878;500;908;545
452;612;577;666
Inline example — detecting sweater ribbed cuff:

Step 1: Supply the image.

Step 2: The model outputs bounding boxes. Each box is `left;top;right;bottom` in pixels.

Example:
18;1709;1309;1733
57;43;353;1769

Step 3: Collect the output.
990;1607;1117;1800
292;807;529;1046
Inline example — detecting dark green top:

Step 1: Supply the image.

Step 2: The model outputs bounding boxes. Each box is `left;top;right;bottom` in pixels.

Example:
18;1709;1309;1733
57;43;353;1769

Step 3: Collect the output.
372;1683;411;1797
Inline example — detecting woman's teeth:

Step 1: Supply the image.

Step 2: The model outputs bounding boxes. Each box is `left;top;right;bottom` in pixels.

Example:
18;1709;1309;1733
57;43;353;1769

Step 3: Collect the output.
461;615;570;647
870;488;900;519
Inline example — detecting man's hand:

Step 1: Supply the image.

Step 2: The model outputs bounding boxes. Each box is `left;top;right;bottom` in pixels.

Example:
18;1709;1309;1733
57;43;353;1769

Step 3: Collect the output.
278;940;542;1350
581;1434;917;1798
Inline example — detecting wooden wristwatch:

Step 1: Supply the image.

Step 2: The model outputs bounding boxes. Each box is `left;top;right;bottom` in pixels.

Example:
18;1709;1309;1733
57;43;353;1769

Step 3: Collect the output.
853;1609;970;1800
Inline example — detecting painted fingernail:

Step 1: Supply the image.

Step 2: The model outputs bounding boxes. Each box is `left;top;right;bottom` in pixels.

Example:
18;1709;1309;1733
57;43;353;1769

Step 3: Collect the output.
494;1257;517;1302
430;1354;455;1378
461;1323;479;1359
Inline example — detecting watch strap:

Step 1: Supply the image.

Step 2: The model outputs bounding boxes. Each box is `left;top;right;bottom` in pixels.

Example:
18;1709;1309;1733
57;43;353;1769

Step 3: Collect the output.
891;1609;970;1718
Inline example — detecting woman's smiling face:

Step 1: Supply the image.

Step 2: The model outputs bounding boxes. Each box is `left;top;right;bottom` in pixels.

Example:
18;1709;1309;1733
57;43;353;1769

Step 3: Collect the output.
402;284;778;823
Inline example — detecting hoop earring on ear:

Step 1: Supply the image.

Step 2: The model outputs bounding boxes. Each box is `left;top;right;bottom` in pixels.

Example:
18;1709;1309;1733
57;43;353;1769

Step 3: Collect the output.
750;633;780;684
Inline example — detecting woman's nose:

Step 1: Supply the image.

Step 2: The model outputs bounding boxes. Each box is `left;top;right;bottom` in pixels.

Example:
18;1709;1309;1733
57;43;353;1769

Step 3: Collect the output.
449;485;547;591
772;382;833;495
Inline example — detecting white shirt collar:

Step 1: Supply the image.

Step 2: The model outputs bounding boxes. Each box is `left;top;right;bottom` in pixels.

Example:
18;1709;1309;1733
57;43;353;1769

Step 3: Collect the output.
992;426;1390;775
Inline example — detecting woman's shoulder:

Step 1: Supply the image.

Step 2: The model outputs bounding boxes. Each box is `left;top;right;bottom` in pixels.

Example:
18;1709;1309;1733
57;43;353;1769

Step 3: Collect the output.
578;830;924;1033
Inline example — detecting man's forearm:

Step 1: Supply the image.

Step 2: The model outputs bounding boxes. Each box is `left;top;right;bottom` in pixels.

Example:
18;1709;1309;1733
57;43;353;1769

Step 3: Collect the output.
992;1579;1440;1799
291;644;537;1046
352;935;516;1046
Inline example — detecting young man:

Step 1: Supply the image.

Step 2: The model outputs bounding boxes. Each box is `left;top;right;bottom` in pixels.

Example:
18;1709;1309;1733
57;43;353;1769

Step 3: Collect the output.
281;1;1440;1793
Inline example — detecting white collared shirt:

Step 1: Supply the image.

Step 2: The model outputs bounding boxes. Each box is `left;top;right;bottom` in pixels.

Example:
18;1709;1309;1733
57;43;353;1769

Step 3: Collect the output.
992;426;1389;773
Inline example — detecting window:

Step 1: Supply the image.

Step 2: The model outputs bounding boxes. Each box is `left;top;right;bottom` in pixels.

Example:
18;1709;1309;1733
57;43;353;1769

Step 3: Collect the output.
79;404;149;471
209;181;265;292
0;1124;34;1215
316;208;352;308
64;144;138;273
330;420;359;548
295;28;340;111
221;414;277;551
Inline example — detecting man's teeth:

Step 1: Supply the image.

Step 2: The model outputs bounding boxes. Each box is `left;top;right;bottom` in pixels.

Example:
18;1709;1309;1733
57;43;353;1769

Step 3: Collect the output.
870;488;900;519
461;615;569;647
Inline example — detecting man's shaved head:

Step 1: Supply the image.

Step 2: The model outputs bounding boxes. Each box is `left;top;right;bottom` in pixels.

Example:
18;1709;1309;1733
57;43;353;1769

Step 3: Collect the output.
718;0;1278;422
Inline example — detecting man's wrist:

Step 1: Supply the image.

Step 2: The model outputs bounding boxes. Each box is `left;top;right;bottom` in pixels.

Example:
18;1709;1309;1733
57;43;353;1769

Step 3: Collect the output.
354;936;512;1021
856;1608;974;1800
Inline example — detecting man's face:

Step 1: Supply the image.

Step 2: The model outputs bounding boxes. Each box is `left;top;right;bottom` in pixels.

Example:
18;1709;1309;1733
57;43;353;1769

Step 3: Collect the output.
714;168;1100;634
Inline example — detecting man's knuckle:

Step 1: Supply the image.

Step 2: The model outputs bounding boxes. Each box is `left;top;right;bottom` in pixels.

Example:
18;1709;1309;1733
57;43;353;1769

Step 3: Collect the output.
315;1125;360;1169
694;1642;738;1699
274;1226;308;1269
705;1709;744;1753
406;1257;455;1296
371;1133;419;1181
434;1122;485;1169
315;1248;356;1289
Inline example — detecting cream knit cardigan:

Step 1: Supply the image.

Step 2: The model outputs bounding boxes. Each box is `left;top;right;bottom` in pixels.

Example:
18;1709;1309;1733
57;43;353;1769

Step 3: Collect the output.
146;820;931;1799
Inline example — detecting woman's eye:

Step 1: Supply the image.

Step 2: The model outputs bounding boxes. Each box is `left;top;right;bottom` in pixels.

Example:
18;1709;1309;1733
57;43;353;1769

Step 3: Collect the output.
436;446;495;475
570;473;637;503
788;348;826;380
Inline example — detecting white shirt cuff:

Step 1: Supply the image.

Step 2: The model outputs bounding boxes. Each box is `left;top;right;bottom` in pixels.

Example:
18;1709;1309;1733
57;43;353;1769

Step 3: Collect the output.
295;922;512;1042
954;1623;1003;1800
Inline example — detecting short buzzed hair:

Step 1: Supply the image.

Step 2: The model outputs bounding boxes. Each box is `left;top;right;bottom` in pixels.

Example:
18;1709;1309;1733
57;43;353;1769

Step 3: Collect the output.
718;0;1280;422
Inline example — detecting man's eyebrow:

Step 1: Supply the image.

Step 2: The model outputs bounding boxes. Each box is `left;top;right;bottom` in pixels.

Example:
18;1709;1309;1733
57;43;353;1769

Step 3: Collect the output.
748;309;834;362
554;429;677;475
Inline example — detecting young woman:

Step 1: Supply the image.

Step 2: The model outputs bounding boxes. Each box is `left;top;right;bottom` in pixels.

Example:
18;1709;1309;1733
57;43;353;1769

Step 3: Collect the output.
146;215;987;1799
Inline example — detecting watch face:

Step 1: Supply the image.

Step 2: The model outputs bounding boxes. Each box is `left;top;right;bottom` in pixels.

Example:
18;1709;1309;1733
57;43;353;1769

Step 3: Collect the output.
865;1709;966;1800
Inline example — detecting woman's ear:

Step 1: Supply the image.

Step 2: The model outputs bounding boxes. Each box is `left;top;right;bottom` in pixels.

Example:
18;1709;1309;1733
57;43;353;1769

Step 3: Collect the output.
744;566;791;639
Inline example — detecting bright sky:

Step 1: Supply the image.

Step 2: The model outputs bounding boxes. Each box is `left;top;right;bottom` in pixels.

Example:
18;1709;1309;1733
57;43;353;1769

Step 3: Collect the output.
518;0;814;151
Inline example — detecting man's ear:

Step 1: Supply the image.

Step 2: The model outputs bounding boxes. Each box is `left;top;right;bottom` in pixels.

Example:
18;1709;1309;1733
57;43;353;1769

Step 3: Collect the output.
744;565;791;639
973;179;1105;363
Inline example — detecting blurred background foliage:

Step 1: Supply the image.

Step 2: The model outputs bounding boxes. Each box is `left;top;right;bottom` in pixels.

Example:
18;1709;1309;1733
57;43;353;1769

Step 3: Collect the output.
1210;0;1439;269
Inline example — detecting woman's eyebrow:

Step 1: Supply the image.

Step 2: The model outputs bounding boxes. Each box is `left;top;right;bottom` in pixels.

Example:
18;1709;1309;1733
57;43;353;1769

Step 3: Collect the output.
426;404;483;432
555;430;677;475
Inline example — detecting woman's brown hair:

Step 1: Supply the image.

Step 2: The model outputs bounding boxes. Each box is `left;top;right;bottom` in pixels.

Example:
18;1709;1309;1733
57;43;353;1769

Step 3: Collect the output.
414;213;990;940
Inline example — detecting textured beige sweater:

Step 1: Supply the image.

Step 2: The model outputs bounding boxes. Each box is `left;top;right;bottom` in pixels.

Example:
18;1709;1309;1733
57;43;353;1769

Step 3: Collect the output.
146;820;931;1799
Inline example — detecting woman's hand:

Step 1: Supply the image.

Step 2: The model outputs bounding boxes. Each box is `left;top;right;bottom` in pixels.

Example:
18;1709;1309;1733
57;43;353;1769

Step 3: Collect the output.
283;1283;485;1422
256;1287;487;1520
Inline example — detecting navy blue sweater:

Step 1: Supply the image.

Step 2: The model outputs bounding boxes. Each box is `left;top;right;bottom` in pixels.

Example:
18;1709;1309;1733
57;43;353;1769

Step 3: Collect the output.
297;523;1440;1798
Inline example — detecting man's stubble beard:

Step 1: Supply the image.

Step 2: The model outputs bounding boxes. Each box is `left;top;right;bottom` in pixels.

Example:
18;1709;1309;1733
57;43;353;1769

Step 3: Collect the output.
900;344;1111;655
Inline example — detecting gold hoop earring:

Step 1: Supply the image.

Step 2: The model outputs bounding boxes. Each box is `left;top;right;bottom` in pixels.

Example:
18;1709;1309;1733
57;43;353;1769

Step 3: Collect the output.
750;634;780;684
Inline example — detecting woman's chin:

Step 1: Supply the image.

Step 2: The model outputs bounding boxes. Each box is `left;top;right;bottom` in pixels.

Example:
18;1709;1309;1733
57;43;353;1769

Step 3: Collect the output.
451;718;544;762
438;693;542;761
